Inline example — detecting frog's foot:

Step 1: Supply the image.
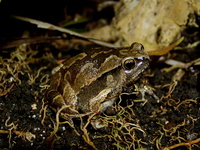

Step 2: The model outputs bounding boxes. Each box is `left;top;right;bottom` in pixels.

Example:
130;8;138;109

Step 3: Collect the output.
60;113;75;128
90;115;108;129
137;78;160;103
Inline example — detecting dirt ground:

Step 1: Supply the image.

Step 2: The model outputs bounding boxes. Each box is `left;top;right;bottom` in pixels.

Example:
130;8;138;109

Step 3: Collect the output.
0;1;200;150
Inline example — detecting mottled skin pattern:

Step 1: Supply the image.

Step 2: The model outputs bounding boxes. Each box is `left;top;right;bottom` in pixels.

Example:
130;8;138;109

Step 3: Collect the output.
45;43;150;128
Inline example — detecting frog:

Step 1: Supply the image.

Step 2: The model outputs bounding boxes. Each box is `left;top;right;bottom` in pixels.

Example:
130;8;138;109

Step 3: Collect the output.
45;42;150;129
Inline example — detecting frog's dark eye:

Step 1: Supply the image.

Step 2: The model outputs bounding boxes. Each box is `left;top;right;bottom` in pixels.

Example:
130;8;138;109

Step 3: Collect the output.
122;58;136;70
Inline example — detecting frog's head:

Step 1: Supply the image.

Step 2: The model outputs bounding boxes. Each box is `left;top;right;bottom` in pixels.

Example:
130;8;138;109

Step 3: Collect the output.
119;43;150;85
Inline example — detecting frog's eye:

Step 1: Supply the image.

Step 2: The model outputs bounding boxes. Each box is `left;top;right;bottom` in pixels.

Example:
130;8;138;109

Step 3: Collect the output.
130;42;144;51
122;58;136;70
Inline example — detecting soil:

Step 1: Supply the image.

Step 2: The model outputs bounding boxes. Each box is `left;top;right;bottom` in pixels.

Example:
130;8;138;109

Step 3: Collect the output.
0;1;200;150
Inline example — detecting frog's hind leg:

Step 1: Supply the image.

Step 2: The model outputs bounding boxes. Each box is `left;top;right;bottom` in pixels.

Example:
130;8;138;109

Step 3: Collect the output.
45;88;66;110
45;88;75;127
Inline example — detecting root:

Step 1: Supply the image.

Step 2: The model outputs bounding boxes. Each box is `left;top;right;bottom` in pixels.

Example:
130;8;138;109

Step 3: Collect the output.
163;138;200;150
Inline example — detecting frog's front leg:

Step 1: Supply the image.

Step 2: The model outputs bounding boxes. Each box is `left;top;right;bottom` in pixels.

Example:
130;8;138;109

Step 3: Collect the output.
137;78;160;103
88;89;117;129
90;100;116;129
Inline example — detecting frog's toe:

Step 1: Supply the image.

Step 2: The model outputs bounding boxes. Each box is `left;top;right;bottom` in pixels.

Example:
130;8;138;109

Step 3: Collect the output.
90;116;108;129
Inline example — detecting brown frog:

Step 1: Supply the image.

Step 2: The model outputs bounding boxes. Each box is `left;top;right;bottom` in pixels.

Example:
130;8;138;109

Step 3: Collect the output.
45;42;150;128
